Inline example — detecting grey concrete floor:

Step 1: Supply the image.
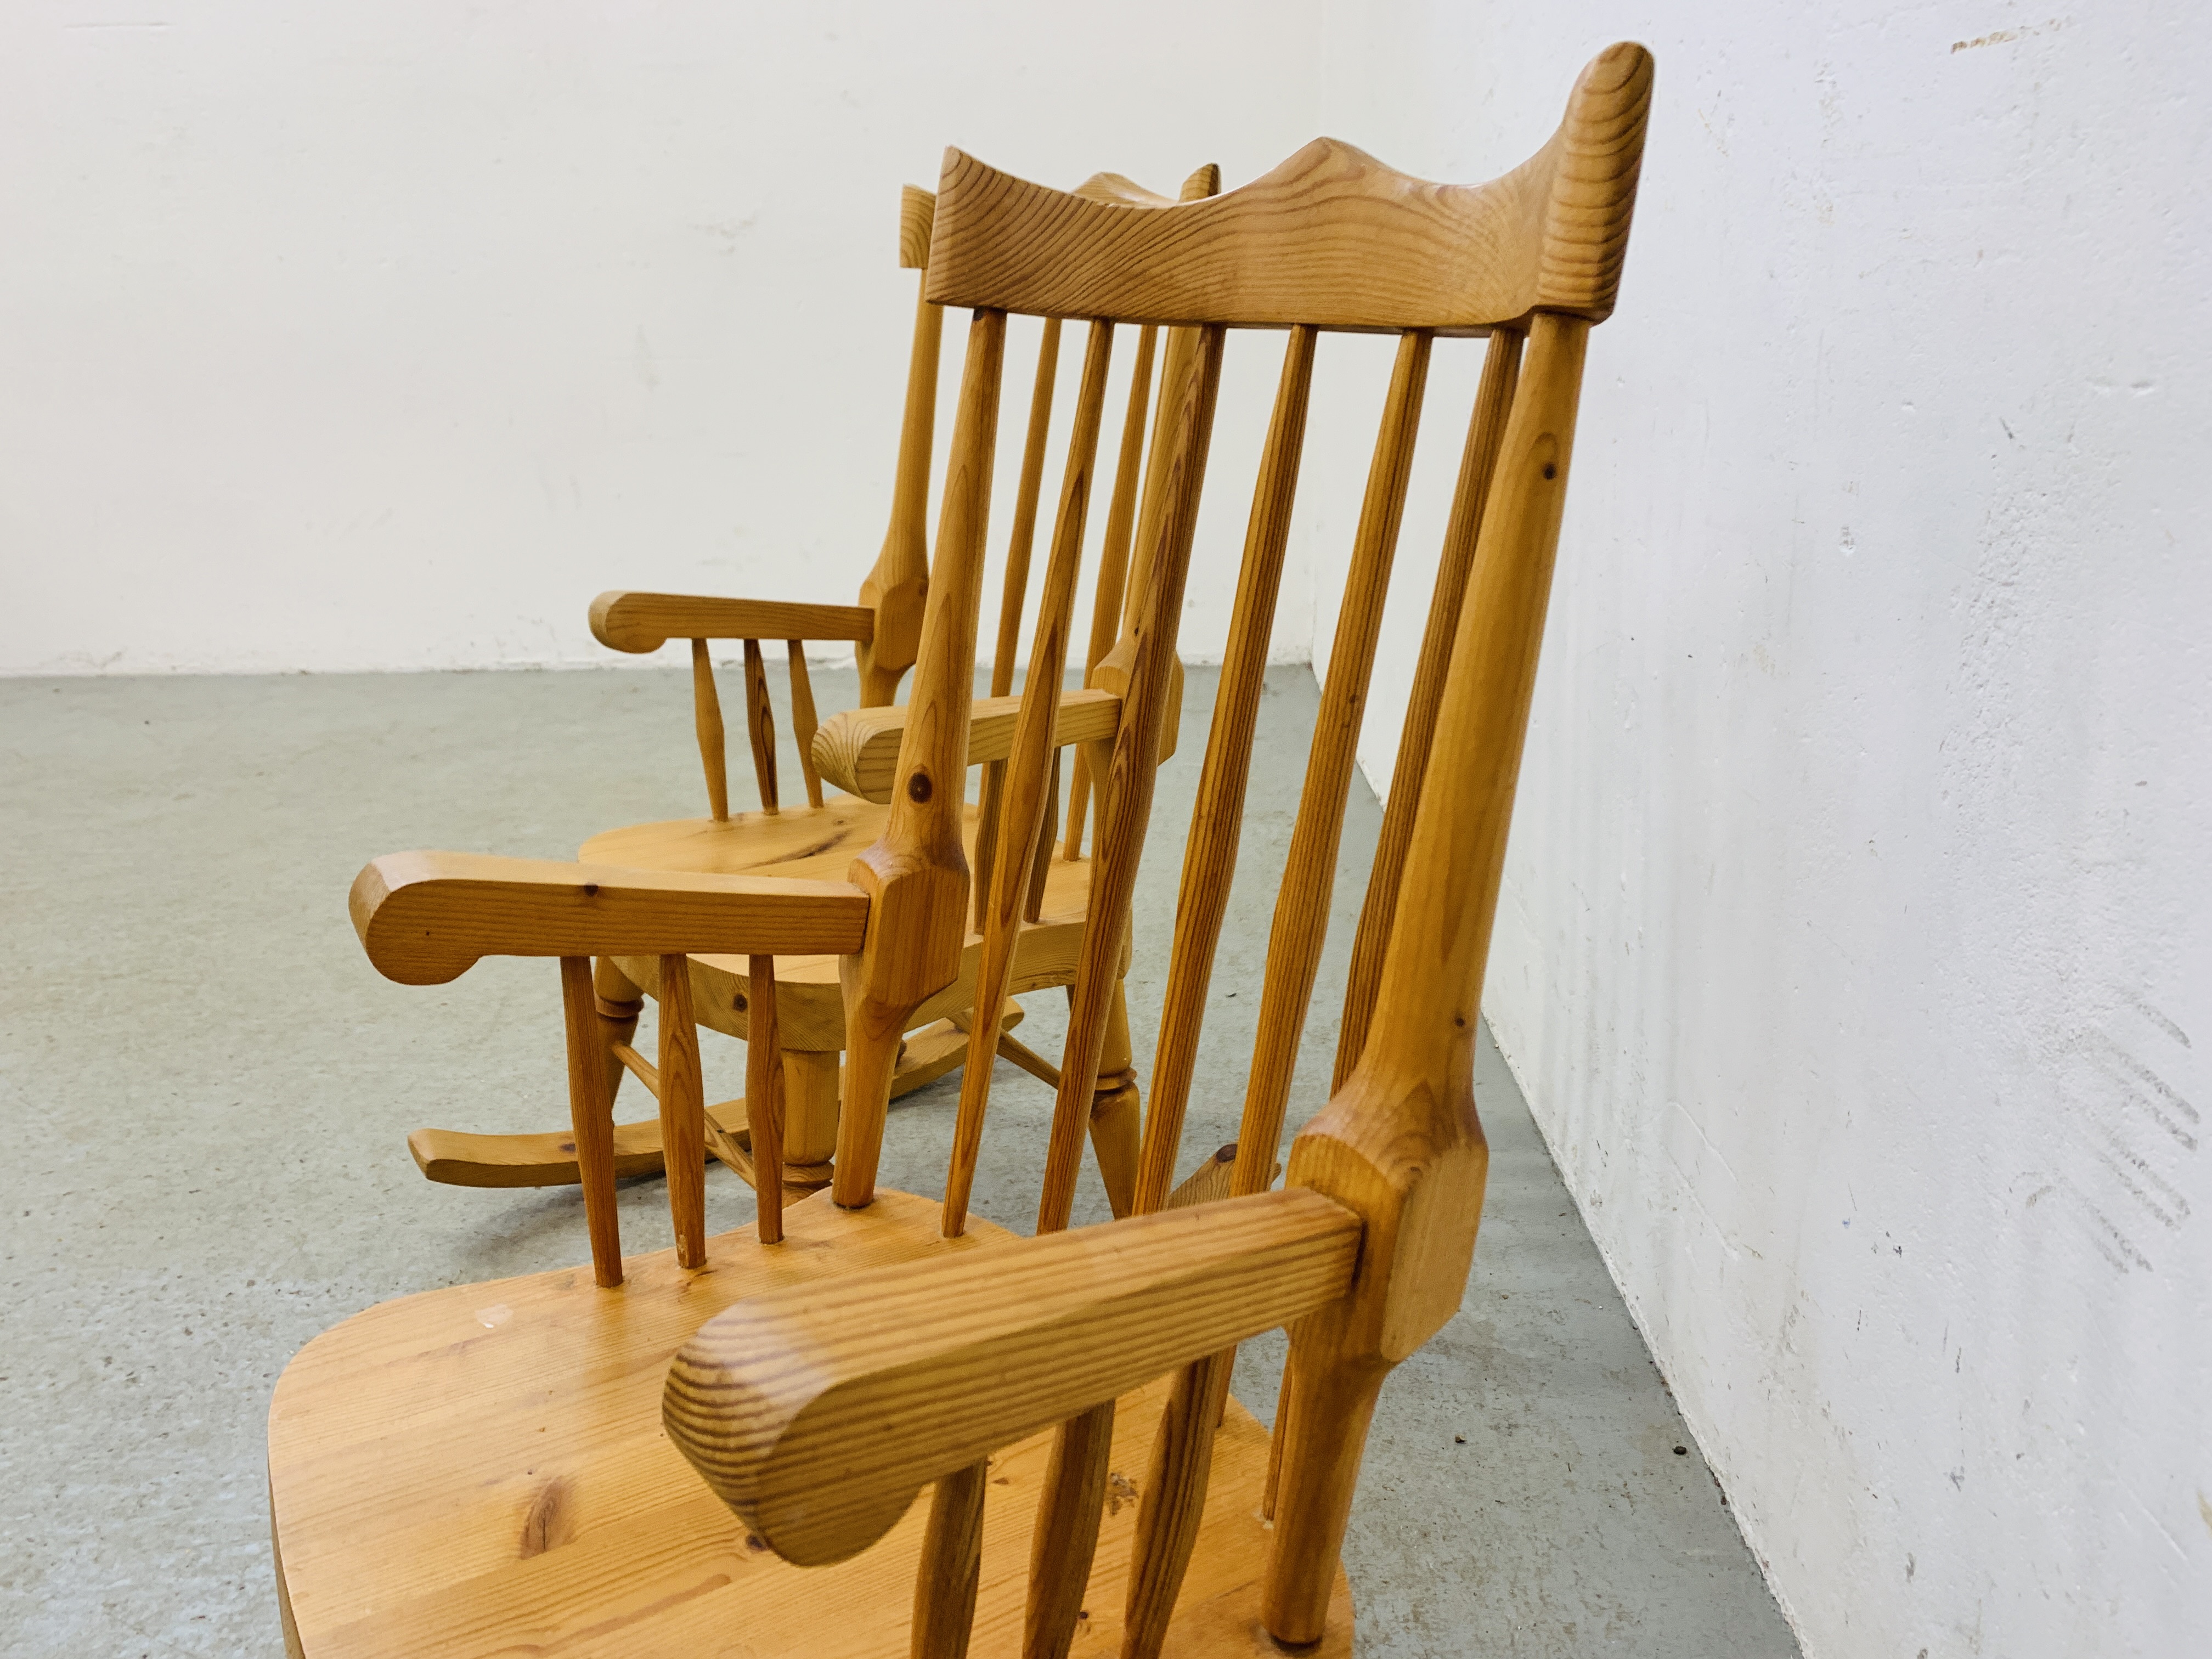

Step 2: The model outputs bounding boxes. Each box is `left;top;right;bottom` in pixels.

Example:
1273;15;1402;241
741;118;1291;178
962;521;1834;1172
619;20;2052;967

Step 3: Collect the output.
0;664;1797;1658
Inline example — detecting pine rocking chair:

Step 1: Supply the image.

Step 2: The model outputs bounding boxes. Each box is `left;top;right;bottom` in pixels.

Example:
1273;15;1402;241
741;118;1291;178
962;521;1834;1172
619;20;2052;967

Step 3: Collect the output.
405;165;1220;1226
272;43;1652;1657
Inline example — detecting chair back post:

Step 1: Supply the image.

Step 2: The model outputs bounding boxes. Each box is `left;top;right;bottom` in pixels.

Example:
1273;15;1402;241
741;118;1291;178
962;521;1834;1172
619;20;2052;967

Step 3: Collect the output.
1265;45;1652;1640
832;304;1008;1208
855;185;945;707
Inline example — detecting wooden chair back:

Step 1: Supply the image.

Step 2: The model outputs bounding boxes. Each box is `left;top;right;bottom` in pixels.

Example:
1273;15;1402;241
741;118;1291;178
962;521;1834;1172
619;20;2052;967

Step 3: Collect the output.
663;41;1655;1657
586;173;1218;832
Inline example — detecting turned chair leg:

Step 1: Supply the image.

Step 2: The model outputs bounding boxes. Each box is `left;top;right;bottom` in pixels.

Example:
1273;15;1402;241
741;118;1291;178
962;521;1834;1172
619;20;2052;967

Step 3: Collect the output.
593;957;644;1114
1085;979;1142;1218
778;1048;841;1199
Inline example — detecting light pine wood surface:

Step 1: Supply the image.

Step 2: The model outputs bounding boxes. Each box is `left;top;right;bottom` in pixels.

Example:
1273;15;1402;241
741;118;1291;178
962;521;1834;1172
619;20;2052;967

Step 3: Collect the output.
287;48;1654;1655
269;1190;1348;1659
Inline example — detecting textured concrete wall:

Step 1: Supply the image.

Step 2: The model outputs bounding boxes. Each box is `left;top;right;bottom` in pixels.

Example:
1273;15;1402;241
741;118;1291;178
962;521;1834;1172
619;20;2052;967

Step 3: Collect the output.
0;2;1318;673
1319;7;2212;1657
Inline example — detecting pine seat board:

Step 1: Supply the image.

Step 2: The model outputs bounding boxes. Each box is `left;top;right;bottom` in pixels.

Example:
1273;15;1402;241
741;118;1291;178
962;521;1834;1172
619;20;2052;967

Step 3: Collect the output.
582;802;1099;1052
269;1188;1349;1657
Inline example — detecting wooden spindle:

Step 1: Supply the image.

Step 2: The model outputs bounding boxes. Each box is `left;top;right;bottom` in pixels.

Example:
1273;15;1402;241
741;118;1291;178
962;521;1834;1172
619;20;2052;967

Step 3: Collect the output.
744;957;785;1245
656;952;708;1268
1036;324;1225;1236
1335;327;1523;1086
592;955;644;1111
1062;323;1156;860
1021;1400;1113;1659
1266;314;1595;1646
976;315;1065;932
857;252;945;708
941;321;1113;1237
558;955;623;1287
1131;325;1316;1216
786;641;825;808
742;637;778;812
1228;330;1432;1204
1024;748;1058;924
1123;1350;1234;1659
690;639;730;822
834;308;1007;1210
912;1458;988;1659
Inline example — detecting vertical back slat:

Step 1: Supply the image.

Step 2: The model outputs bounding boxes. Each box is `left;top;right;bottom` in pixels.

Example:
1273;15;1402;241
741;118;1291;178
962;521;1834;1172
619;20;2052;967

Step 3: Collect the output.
786;642;825;808
656;952;708;1267
689;639;730;822
1266;312;1596;1645
1131;325;1318;1216
833;309;1008;1209
1334;328;1525;1085
975;316;1066;931
911;1458;988;1659
1227;330;1434;1201
1036;324;1228;1235
1122;1351;1234;1659
742;638;779;812
941;320;1115;1235
1061;323;1158;859
1021;1398;1115;1659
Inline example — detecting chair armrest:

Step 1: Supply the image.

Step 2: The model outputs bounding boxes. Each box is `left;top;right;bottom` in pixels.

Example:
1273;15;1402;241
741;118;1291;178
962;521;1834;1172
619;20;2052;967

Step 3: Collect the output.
349;851;869;985
662;1188;1361;1565
812;686;1122;804
590;590;876;653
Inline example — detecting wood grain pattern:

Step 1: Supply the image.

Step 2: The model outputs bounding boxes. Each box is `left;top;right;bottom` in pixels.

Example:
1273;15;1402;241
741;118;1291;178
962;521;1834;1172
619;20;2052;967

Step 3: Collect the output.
348;852;867;986
1267;313;1593;1644
745;957;787;1245
558;956;623;1287
912;1459;989;1659
663;1189;1358;1565
743;637;780;813
1336;326;1522;1086
788;641;826;809
590;591;873;653
1035;325;1224;1235
858;250;947;705
943;320;1115;1237
974;315;1065;933
900;183;936;270
1229;329;1431;1204
835;308;1005;1208
812;687;1121;805
929;47;1653;331
1060;321;1155;859
269;1189;1351;1658
656;951;709;1267
1020;1400;1112;1659
689;639;731;822
1131;325;1314;1216
1122;1349;1233;1659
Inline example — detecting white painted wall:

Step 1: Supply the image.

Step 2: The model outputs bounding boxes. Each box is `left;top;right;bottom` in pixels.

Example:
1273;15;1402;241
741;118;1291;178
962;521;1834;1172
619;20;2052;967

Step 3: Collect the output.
0;1;1319;674
1318;7;2212;1657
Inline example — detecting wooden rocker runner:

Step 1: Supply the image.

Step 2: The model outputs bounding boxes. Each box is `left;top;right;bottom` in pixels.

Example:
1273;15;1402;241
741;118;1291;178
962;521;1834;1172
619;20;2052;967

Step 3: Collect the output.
272;43;1653;1658
407;163;1220;1216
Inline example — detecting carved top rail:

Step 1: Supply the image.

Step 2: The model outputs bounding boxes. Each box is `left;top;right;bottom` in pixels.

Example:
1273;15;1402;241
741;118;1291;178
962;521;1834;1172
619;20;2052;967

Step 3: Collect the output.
928;44;1651;332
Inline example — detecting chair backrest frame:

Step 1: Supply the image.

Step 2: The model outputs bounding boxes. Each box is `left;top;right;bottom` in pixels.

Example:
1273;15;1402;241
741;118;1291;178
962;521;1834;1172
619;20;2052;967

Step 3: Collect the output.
672;42;1656;1657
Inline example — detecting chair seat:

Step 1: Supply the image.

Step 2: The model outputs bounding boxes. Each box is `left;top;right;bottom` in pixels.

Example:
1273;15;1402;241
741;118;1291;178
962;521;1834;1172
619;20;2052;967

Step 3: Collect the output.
269;1188;1352;1657
582;800;1101;1050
